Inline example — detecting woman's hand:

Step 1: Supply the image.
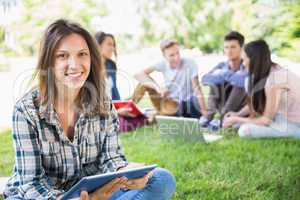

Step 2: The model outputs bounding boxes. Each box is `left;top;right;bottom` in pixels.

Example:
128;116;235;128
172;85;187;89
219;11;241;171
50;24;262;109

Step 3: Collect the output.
222;116;239;128
224;111;238;119
117;107;136;118
80;177;128;200
124;171;153;190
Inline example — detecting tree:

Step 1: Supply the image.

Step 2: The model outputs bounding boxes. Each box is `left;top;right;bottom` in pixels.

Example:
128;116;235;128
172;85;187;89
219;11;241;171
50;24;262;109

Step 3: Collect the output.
137;0;300;61
1;0;109;56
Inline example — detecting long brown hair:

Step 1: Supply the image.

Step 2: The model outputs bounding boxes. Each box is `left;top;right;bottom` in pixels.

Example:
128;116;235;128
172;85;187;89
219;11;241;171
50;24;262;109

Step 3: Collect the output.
244;40;276;115
94;31;117;69
35;19;109;117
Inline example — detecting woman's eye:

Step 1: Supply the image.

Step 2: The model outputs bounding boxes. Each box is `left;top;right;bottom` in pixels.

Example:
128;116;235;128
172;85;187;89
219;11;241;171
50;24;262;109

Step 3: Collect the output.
79;52;88;57
57;54;67;59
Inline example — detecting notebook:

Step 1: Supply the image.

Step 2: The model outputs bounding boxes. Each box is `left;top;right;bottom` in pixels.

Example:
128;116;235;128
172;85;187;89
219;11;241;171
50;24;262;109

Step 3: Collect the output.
112;100;144;117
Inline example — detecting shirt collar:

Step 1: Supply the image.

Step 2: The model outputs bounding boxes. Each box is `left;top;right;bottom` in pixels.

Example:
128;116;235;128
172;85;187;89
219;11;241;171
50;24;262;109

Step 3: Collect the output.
226;60;245;71
38;99;90;126
166;59;183;70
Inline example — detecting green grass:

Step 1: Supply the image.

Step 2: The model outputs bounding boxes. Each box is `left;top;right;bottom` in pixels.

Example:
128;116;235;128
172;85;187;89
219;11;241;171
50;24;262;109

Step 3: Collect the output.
0;96;299;199
1;127;300;199
120;126;300;200
0;130;14;177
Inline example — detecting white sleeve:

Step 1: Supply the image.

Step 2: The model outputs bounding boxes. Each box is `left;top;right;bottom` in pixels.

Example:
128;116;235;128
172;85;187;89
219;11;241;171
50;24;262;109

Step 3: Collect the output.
189;59;199;78
152;60;166;72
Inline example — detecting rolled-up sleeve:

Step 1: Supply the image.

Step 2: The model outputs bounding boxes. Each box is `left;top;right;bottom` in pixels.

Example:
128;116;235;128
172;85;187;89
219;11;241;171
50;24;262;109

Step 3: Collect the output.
99;107;128;173
202;63;227;86
225;69;248;88
6;105;63;200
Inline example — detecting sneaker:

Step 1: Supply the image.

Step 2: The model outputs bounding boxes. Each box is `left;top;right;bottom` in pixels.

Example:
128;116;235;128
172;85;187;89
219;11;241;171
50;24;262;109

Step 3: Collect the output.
199;116;210;127
208;119;221;132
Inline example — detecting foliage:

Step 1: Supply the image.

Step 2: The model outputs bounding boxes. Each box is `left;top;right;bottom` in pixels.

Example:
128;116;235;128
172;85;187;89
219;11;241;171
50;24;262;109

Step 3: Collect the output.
273;0;300;62
137;0;233;53
137;0;300;61
0;0;108;56
0;0;299;61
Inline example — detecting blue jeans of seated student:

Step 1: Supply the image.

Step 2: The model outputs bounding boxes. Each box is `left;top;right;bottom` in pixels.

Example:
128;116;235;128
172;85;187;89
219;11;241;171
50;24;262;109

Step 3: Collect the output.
238;114;300;139
176;96;201;118
109;168;176;200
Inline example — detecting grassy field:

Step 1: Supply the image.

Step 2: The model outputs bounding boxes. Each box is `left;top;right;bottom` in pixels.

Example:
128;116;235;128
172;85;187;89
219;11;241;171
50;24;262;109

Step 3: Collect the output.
1;126;300;199
0;130;14;177
0;93;299;199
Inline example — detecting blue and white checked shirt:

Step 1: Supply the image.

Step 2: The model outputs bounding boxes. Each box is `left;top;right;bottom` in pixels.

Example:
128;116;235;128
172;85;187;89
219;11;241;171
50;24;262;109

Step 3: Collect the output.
202;61;248;88
4;89;128;200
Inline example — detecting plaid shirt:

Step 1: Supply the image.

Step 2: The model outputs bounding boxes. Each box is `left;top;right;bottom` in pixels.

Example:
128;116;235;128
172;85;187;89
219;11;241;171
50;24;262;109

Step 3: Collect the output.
4;89;128;200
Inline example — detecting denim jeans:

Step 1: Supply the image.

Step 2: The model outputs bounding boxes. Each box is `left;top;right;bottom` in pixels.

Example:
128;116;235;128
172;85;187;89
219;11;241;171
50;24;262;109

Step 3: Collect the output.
109;168;176;200
176;96;201;118
238;114;300;139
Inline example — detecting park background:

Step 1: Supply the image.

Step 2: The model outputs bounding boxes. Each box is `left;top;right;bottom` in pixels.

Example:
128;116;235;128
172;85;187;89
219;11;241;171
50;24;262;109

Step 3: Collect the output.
0;0;300;199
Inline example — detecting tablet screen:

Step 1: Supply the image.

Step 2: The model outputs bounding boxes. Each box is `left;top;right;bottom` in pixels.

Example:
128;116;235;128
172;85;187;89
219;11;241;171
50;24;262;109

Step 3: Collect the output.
62;164;157;200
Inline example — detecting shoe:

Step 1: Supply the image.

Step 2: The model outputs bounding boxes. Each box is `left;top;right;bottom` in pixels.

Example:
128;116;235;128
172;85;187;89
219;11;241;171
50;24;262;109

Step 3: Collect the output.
199;116;210;127
208;119;221;131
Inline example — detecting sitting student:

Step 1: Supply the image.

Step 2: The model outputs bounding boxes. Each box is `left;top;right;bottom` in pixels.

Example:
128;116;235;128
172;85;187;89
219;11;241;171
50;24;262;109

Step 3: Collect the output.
133;39;208;118
223;40;300;139
95;31;148;132
3;19;176;200
200;31;248;129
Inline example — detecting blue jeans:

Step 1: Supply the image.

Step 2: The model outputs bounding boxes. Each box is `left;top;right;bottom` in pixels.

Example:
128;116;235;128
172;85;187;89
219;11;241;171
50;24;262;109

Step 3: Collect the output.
176;96;201;118
238;114;300;139
109;168;176;200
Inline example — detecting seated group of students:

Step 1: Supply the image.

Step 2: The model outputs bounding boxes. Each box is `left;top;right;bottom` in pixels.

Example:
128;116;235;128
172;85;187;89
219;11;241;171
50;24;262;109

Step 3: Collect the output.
104;29;300;140
3;19;300;200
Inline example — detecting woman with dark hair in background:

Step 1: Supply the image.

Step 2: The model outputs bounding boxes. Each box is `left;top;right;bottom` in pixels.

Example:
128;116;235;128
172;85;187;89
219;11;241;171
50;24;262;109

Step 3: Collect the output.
223;40;300;139
3;19;176;200
94;31;149;133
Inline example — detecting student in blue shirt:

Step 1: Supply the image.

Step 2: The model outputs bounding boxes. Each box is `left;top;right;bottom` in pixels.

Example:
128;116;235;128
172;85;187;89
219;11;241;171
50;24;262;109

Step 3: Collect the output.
200;31;248;129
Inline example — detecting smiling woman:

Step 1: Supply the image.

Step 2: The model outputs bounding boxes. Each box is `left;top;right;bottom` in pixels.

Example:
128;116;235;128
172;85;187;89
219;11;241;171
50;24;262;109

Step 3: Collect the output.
54;33;91;90
3;19;176;200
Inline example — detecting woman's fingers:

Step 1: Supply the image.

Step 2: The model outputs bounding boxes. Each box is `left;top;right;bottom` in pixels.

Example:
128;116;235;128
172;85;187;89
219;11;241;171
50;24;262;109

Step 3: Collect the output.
80;191;90;200
145;171;154;180
97;178;120;195
125;171;153;189
102;178;124;192
91;178;126;200
108;177;128;194
222;118;231;128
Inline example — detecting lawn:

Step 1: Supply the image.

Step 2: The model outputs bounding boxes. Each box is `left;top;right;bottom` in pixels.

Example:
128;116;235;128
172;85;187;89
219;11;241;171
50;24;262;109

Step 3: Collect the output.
0;89;299;200
1;126;300;199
